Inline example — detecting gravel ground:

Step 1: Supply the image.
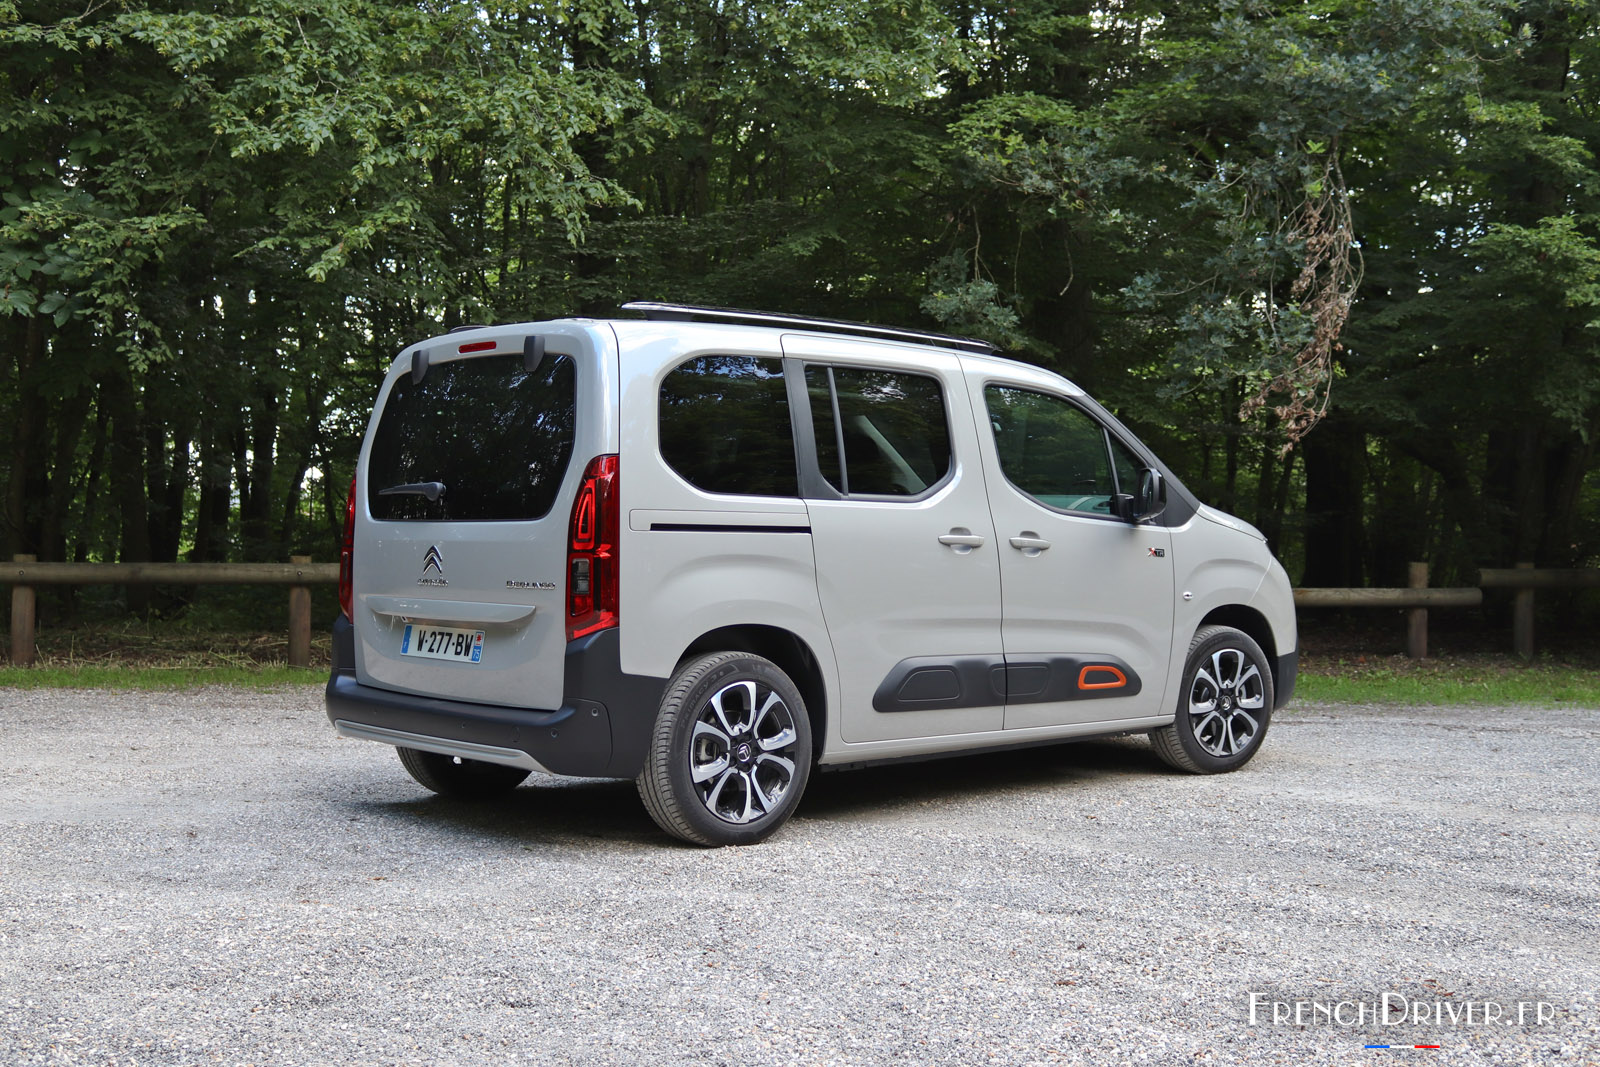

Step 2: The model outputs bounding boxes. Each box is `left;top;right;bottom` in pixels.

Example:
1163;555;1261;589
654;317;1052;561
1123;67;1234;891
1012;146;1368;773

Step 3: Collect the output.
0;686;1595;1066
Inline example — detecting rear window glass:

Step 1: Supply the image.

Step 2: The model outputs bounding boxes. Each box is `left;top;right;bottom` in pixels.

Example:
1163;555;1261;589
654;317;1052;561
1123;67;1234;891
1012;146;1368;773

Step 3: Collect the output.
659;356;798;497
368;353;576;521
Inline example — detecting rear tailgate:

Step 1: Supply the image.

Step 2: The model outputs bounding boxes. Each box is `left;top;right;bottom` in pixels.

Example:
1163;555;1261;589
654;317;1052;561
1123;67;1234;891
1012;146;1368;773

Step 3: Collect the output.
351;323;616;710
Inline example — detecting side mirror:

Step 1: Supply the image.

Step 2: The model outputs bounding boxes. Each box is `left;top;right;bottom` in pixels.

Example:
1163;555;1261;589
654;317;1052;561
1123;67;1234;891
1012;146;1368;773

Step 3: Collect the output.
1135;468;1166;524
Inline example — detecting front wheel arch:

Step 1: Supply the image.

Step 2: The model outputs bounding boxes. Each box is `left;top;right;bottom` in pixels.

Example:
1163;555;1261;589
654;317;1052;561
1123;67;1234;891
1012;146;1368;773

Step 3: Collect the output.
1198;604;1282;695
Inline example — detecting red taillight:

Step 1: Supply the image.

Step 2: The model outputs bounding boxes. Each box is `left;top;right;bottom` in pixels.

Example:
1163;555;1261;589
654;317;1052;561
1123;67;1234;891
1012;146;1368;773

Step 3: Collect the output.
338;475;357;620
567;454;619;642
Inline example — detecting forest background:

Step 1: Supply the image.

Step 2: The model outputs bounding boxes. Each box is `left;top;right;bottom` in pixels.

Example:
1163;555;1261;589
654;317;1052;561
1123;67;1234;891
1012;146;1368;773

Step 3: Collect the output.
3;0;1599;631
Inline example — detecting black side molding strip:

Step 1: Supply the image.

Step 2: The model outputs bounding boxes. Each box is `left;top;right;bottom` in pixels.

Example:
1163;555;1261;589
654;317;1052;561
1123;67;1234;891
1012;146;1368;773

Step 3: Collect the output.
649;523;811;534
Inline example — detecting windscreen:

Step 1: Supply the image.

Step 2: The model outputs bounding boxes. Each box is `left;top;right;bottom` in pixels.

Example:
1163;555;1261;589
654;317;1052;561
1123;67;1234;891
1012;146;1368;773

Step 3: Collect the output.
367;352;576;522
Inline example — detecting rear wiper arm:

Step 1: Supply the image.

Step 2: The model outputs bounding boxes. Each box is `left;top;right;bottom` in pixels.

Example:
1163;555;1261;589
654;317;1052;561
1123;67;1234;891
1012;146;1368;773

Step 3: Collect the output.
378;481;446;503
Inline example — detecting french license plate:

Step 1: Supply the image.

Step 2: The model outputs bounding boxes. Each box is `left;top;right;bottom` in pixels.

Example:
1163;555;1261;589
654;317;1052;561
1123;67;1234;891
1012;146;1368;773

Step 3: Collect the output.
400;624;485;663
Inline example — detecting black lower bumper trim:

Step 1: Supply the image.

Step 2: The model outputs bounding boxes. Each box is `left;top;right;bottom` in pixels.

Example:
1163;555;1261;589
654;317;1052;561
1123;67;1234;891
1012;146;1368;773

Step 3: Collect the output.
324;617;665;779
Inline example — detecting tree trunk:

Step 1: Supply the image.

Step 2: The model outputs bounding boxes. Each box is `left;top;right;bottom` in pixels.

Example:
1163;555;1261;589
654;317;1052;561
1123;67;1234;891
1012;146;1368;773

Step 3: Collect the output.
191;428;232;563
4;315;47;560
75;397;109;564
42;380;94;564
1539;432;1596;566
1253;441;1282;551
102;360;152;614
1299;414;1365;586
241;388;279;558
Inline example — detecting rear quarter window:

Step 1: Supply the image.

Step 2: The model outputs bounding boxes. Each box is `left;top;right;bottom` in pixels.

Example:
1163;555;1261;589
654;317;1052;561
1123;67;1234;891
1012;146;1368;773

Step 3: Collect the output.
658;355;798;497
367;352;576;522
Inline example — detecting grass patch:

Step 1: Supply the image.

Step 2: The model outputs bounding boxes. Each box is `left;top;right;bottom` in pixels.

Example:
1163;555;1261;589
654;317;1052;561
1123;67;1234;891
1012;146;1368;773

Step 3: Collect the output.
1;620;331;690
1296;655;1600;706
3;621;1596;704
0;664;323;690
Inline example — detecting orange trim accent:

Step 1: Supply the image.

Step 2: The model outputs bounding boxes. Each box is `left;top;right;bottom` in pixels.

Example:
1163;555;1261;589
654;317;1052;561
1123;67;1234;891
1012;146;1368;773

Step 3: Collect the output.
1078;665;1127;690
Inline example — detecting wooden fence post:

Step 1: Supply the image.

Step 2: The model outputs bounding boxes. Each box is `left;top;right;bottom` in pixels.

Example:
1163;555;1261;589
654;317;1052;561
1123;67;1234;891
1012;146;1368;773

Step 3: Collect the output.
1513;561;1535;659
1407;561;1429;659
10;553;37;668
288;556;312;668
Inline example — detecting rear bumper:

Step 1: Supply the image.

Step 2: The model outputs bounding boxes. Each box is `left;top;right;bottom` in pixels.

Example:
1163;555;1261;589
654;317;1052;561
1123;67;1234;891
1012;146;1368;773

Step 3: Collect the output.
324;615;665;778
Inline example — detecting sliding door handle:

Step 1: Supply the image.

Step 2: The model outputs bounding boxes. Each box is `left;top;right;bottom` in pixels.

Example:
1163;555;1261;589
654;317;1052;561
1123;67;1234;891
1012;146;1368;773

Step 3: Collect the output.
938;528;986;552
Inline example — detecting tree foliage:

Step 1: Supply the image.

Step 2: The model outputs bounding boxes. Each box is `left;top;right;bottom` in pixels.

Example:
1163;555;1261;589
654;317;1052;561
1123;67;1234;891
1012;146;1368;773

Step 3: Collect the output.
3;0;1599;621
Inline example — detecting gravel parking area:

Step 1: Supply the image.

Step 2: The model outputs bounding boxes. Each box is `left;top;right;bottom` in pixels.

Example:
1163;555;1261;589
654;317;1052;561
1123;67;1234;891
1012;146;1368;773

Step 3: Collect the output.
1;686;1596;1066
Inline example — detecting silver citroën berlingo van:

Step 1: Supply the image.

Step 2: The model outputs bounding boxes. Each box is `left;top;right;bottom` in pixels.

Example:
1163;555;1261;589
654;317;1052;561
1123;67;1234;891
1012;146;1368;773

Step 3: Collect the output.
326;303;1297;846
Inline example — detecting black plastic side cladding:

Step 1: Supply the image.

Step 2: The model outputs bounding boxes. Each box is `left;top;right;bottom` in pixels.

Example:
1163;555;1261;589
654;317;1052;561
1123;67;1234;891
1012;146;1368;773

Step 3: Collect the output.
871;653;1142;713
563;628;666;778
1274;649;1298;710
870;655;1006;713
330;610;357;673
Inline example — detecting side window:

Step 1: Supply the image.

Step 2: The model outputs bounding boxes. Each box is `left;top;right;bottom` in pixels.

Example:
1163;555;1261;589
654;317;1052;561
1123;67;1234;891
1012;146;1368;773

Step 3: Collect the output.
986;385;1118;515
805;365;952;497
659;355;798;496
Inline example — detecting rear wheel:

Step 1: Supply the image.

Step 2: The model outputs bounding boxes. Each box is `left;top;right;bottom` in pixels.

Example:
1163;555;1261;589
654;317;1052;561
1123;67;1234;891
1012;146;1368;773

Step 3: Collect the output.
1150;625;1274;774
396;747;531;799
637;651;812;846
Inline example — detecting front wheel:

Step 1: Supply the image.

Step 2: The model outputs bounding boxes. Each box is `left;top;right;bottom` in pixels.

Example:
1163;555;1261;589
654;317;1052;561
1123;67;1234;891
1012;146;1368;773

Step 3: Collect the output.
636;651;813;846
1149;625;1274;774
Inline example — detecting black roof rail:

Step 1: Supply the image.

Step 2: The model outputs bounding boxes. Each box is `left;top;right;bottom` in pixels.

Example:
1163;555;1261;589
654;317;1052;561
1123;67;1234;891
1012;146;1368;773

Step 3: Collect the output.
620;302;999;355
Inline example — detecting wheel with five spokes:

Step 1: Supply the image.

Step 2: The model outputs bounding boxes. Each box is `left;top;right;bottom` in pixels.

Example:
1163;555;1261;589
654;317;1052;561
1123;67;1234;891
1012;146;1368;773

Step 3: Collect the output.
1150;625;1274;774
637;651;812;846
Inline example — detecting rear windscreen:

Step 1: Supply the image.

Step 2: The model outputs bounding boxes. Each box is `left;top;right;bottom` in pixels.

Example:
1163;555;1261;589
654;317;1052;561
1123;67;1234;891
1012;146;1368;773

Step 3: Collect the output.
367;353;576;522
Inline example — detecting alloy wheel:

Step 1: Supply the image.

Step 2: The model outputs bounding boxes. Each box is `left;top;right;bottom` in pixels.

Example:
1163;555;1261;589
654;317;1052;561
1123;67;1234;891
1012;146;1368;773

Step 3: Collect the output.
688;679;800;825
1186;647;1266;758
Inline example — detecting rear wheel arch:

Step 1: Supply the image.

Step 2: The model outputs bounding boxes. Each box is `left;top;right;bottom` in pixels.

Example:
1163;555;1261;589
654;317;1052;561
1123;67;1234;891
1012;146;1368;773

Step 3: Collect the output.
677;625;827;761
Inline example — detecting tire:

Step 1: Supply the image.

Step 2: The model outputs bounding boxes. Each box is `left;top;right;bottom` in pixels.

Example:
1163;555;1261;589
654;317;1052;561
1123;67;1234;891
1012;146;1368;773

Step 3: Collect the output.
1150;625;1274;774
636;651;813;847
396;747;531;799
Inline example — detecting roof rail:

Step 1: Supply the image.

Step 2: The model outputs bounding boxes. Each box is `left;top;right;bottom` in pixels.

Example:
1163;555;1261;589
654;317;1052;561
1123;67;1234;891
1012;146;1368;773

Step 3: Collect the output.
620;302;999;355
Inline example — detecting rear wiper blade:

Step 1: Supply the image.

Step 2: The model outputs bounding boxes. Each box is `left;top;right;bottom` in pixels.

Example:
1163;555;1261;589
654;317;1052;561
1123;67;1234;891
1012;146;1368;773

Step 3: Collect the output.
378;481;446;503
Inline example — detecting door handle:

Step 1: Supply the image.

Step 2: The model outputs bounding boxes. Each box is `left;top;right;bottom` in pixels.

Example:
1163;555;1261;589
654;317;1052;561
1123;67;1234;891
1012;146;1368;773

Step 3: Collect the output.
1009;534;1052;554
938;528;986;552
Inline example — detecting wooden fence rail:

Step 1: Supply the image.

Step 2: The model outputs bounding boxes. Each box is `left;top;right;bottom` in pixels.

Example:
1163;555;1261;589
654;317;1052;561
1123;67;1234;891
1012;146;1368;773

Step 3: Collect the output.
6;554;338;669
4;556;1596;668
1293;562;1600;658
1293;588;1483;607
